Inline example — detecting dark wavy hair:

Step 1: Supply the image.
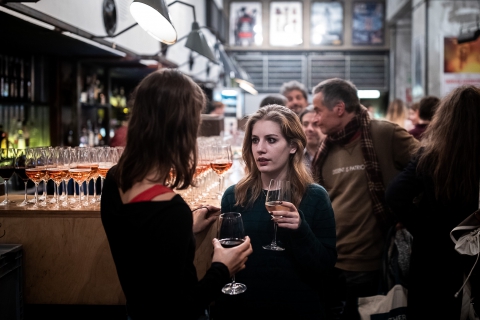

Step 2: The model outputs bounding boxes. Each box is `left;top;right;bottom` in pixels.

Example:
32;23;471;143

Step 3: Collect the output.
417;85;480;201
114;69;205;192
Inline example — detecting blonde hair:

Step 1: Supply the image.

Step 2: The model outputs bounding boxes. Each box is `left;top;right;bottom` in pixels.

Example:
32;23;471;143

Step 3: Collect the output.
235;104;313;208
385;99;408;128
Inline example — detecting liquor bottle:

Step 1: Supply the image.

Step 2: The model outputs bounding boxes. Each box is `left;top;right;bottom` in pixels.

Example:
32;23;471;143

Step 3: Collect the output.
24;56;32;102
3;56;9;100
0;55;4;101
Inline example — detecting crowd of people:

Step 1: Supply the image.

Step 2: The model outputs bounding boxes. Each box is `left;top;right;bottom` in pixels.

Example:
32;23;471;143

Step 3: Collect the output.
101;68;479;320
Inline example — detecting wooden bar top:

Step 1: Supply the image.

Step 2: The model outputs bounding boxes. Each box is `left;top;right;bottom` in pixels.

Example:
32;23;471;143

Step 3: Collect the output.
0;194;218;305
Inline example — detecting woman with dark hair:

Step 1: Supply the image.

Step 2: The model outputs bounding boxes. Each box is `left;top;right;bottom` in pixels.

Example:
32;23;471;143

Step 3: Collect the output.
101;69;252;319
212;105;337;319
386;85;480;320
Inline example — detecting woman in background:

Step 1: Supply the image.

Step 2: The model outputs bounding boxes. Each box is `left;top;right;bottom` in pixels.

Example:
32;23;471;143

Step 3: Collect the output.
386;85;480;320
101;69;252;320
385;98;414;130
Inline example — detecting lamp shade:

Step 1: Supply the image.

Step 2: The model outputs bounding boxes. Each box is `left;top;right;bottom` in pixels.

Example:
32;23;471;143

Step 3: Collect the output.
130;0;177;44
185;22;218;64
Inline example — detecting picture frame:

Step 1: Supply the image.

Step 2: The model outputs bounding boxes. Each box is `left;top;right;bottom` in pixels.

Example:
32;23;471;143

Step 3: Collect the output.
311;1;343;46
352;2;384;45
229;1;263;47
269;1;303;46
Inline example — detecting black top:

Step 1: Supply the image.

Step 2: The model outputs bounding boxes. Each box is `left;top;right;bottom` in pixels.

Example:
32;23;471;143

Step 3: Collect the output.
213;183;337;319
385;157;478;320
101;166;230;319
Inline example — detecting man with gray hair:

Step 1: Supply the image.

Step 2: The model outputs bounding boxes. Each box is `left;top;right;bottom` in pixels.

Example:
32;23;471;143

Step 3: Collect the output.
280;80;309;115
311;78;418;320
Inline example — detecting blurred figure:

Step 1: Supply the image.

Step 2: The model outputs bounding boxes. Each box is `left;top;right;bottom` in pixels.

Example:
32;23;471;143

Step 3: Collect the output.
209;101;225;116
408;96;440;140
213;104;336;319
280;80;309;115
385;98;414;130
101;69;252;319
299;108;325;171
259;94;287;108
110;121;127;147
311;78;419;320
408;102;420;127
386;85;480;320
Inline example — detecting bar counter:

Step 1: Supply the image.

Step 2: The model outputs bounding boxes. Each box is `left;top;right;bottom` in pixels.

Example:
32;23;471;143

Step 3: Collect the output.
0;194;218;305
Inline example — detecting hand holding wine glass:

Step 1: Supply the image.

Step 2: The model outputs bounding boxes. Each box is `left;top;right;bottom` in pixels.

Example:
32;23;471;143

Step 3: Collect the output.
217;212;248;295
263;179;291;251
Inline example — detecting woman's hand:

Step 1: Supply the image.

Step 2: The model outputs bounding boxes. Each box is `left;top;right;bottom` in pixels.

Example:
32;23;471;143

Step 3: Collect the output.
212;236;253;277
270;201;301;230
192;204;221;235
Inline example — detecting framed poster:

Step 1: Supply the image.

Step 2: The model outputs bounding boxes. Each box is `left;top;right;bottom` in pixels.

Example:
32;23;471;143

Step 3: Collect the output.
352;2;384;45
269;1;303;46
311;2;343;45
229;2;263;47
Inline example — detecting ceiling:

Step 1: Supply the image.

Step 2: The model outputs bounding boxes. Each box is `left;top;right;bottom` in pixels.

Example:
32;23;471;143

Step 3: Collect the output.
0;10;160;82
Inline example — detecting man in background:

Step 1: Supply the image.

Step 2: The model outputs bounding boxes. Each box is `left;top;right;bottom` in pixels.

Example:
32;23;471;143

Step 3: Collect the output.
280;80;309;115
311;78;418;320
299;108;324;171
408;95;439;140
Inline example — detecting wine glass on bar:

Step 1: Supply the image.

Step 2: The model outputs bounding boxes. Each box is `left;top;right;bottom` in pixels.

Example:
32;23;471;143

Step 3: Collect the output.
68;167;90;210
218;212;247;295
211;144;233;197
47;148;68;209
25;148;46;209
0;148;16;206
263;179;290;251
15;148;30;206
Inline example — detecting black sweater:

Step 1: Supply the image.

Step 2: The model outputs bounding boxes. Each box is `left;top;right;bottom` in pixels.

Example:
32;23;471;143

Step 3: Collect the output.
101;167;230;319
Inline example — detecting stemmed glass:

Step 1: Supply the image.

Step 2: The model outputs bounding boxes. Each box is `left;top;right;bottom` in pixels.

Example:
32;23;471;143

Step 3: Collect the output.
263;179;291;251
25;148;46;209
0;148;17;205
98;147;114;201
210;144;233;197
47;148;68;209
218;212;247;295
14;148;30;206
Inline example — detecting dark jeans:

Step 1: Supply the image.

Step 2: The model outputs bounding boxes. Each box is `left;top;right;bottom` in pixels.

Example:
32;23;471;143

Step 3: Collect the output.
325;268;380;320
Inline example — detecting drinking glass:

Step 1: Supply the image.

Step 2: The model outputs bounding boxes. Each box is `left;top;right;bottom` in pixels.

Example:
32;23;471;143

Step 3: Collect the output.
210;144;233;196
98;147;114;200
68;167;90;210
0;148;16;205
47;148;68;209
25;148;46;209
263;179;291;251
218;212;247;295
15;148;30;206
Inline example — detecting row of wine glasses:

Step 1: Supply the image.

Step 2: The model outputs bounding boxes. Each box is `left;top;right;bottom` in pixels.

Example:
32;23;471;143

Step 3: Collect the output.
0;146;122;209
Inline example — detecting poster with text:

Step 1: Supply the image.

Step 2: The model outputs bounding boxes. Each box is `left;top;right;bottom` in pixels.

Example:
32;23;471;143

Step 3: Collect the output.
443;36;480;95
311;2;343;45
230;2;263;47
270;1;303;46
352;2;384;45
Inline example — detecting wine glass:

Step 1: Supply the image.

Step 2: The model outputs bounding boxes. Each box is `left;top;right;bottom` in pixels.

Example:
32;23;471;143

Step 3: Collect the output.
47;148;68;209
25;148;46;209
98;147;114;200
218;212;247;295
210;144;233;197
14;148;30;206
263;179;291;251
0;148;16;206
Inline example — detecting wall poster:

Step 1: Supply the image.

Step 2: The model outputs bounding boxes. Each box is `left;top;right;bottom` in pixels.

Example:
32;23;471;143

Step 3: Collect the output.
442;36;480;95
229;2;263;47
311;2;343;46
352;2;384;45
269;1;303;46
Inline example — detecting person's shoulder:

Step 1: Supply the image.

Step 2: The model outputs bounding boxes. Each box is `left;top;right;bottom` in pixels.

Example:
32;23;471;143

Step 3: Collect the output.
370;118;399;131
305;183;329;197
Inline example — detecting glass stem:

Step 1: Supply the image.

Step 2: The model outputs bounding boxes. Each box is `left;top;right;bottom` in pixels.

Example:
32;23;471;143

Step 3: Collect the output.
4;180;7;202
273;223;278;245
23;182;28;203
34;183;39;206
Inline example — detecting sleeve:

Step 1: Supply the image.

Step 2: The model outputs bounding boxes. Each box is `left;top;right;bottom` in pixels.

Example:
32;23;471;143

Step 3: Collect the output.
385;157;424;236
392;125;420;170
283;184;337;272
